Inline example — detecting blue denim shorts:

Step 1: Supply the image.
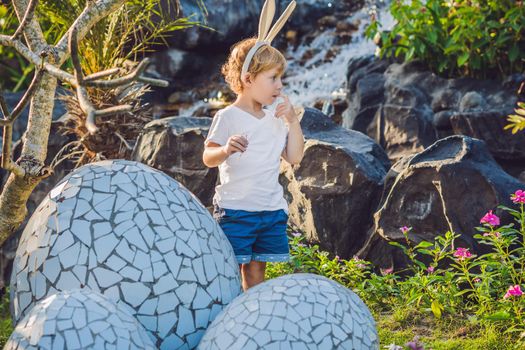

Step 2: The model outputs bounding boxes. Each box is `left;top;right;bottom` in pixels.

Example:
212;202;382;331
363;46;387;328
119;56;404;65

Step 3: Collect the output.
213;206;290;264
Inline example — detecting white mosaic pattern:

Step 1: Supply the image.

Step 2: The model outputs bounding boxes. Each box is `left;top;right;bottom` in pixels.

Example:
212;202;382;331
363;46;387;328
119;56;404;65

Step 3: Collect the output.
5;288;155;349
198;273;379;350
10;160;241;349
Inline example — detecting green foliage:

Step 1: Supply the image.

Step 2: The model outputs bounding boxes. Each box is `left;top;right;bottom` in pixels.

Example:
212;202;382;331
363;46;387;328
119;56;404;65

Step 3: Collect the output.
366;0;525;79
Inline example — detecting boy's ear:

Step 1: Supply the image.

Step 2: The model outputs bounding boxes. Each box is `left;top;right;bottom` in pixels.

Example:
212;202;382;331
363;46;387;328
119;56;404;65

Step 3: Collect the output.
242;73;253;86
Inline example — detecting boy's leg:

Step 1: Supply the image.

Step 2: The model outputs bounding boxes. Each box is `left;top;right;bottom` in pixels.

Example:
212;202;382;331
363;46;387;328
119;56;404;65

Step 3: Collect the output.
240;261;266;291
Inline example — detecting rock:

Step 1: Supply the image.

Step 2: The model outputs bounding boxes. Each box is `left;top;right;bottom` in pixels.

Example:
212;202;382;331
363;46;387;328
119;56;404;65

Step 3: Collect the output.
147;49;224;90
281;108;390;258
358;135;524;268
343;58;521;166
342;55;390;133
163;0;364;51
373;103;437;162
343;72;386;132
132;116;217;207
459;91;486;112
450;110;525;162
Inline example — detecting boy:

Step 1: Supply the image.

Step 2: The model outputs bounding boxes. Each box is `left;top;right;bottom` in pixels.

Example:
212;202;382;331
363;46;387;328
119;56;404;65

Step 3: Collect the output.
202;8;304;290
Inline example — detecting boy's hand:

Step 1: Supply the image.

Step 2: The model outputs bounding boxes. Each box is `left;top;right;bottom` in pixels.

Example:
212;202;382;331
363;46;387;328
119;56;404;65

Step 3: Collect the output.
223;134;248;155
275;94;299;125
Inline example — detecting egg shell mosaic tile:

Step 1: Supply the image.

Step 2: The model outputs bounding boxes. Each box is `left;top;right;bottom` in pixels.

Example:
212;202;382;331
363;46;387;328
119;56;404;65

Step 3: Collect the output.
9;160;241;349
198;273;378;350
5;288;155;350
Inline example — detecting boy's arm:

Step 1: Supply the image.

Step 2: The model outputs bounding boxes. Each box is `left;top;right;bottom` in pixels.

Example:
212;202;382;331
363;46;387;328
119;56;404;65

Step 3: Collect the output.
203;142;229;168
203;136;249;168
281;120;304;165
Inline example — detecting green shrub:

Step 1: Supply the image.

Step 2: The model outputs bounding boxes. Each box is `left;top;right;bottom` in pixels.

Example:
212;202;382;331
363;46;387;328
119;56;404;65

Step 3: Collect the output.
366;0;525;79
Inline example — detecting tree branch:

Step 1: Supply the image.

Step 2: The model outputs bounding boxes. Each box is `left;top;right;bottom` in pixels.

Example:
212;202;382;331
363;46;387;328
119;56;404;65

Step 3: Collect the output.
11;0;39;41
69;21;84;84
0;35;76;86
0;96;9;120
12;0;46;52
83;58;167;88
84;68;121;81
0;70;43;176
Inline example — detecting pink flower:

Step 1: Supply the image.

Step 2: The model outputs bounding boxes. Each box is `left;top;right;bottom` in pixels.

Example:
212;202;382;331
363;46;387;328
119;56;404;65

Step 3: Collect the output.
380;267;394;275
400;226;411;234
504;285;523;299
357;263;367;269
474;277;481;283
480;210;500;226
335;255;340;261
453;247;472;260
427;266;435;273
292;232;301;237
511;190;525;204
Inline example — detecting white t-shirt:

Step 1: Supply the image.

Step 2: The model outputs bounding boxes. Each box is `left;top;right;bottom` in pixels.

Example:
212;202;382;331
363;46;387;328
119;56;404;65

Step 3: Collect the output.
204;105;289;213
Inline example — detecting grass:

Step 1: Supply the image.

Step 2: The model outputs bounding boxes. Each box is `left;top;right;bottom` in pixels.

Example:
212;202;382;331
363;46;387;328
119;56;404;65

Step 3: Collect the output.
376;309;516;349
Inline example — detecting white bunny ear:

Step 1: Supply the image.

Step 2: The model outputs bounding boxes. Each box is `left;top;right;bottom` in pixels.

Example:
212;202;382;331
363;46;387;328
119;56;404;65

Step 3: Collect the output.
257;0;276;42
265;0;296;43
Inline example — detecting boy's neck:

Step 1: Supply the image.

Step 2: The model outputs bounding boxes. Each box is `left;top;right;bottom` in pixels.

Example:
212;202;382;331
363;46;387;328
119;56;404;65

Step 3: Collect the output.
233;95;264;114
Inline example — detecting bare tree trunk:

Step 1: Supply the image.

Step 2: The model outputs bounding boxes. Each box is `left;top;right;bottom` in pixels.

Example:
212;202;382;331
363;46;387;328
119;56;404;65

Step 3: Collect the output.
0;74;58;241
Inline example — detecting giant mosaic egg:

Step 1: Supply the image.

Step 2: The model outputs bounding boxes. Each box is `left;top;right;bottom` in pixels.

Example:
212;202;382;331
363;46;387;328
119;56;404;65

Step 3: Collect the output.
198;273;378;350
10;160;241;349
5;288;155;349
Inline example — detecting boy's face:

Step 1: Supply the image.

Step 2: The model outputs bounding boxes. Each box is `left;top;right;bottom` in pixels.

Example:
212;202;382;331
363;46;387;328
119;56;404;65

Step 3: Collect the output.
247;66;284;106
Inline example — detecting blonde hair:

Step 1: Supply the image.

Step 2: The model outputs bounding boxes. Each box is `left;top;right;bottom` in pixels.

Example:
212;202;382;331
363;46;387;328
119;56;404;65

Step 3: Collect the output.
221;38;287;95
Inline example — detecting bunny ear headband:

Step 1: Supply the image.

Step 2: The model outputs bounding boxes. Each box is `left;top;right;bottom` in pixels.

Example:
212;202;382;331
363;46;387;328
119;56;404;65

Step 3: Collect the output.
241;0;297;80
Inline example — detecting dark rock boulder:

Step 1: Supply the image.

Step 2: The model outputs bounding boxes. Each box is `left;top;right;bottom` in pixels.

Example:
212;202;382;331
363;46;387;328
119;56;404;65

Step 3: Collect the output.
343;58;522;168
132;116;217;207
450;110;525;160
358;135;524;268
343;55;389;133
280;107;390;258
166;0;364;51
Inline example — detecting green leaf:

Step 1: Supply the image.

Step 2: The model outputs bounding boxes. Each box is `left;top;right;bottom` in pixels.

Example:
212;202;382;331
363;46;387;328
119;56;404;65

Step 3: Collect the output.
509;45;519;62
484;311;511;321
457;52;470;67
415;241;434;249
388;242;407;251
431;299;443;319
